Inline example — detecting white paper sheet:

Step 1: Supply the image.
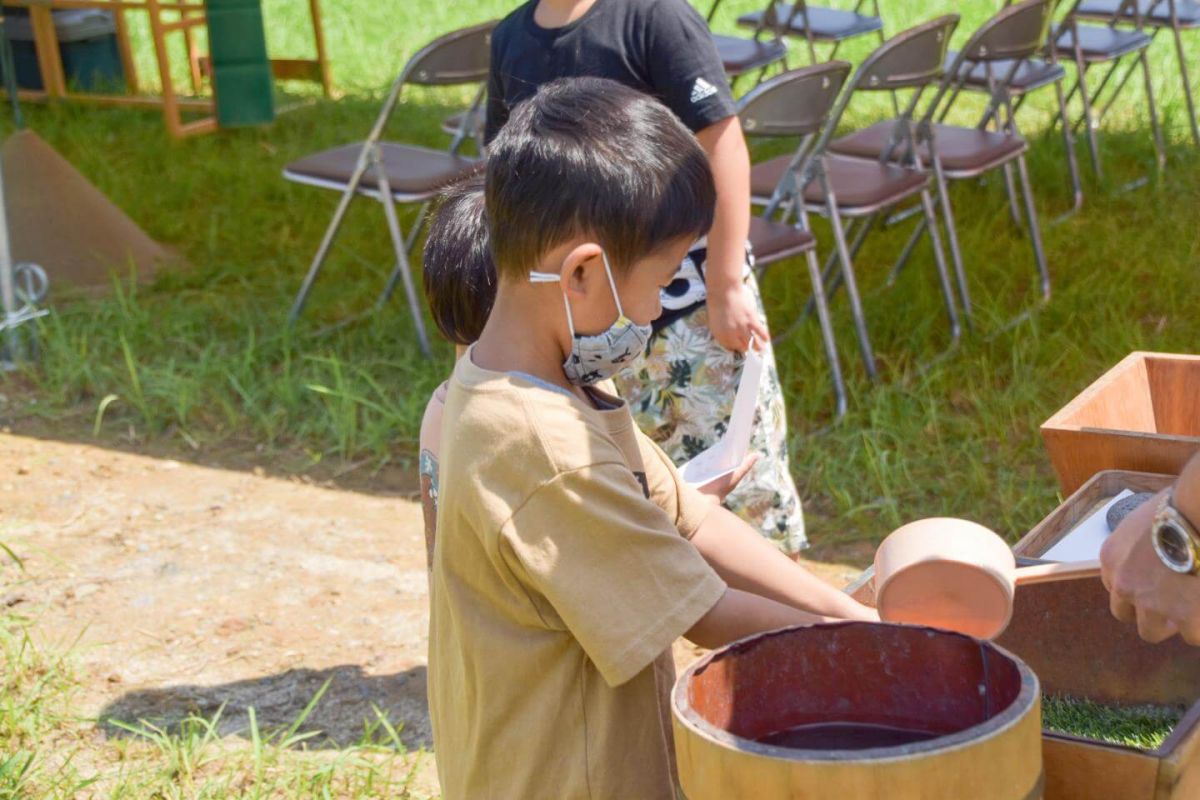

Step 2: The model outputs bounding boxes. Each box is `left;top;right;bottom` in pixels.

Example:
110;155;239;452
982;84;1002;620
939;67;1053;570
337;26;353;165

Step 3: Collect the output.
1041;489;1134;562
679;345;763;488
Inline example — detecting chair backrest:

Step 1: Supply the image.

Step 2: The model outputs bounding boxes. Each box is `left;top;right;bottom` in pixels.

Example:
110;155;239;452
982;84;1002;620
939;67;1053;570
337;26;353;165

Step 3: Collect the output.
959;0;1056;64
737;60;853;138
403;20;496;87
853;15;959;92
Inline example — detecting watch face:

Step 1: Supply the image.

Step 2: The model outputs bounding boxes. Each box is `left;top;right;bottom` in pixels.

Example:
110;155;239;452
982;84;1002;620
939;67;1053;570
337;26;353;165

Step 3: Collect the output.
1154;523;1196;574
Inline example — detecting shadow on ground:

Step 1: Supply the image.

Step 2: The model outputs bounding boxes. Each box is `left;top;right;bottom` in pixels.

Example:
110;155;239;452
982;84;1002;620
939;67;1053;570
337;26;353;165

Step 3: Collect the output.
97;664;432;750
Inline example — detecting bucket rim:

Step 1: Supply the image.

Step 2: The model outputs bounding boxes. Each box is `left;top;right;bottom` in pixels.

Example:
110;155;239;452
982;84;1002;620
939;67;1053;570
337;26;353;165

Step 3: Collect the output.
671;620;1041;764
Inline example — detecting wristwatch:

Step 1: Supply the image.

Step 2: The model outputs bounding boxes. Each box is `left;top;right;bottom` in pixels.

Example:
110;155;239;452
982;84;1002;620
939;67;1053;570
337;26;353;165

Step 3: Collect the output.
1151;490;1200;575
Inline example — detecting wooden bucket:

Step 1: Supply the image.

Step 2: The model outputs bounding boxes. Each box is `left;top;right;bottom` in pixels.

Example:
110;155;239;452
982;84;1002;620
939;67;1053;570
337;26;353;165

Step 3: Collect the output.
672;622;1044;799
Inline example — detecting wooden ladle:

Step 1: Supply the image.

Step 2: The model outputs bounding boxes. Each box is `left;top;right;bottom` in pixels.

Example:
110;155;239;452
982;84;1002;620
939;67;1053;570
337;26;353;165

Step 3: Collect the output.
873;518;1101;640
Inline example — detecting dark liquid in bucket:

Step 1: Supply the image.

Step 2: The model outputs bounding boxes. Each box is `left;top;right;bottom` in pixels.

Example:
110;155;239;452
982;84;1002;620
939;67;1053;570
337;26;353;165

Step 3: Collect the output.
756;722;941;750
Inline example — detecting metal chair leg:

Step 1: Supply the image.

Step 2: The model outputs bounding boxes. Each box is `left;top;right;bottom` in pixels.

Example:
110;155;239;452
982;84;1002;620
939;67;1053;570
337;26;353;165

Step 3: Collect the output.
1073;56;1104;179
887;217;925;287
918;189;961;344
375;166;433;358
1015;153;1050;302
1001;162;1023;227
289;174;359;324
1053;76;1085;219
1139;50;1167;175
804;244;849;419
823;183;878;381
930;156;971;323
1170;25;1200;147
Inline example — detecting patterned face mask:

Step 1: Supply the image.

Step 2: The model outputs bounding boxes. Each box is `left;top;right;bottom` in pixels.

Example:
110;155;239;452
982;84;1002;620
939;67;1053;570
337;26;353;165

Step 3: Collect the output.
530;252;652;387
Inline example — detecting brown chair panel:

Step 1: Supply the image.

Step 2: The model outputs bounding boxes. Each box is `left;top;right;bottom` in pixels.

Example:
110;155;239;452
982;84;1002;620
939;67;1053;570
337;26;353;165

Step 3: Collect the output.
737;3;883;41
750;154;928;210
285;143;480;197
714;35;788;75
945;51;1066;93
1051;24;1153;61
829;122;1026;176
748;215;815;266
1075;0;1200;28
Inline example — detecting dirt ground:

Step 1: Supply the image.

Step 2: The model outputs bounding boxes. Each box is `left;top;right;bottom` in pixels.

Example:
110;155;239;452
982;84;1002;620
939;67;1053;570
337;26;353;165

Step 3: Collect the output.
0;431;866;795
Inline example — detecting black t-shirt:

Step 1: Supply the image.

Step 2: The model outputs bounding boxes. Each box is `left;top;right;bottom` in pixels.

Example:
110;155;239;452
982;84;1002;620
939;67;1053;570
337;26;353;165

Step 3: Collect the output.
485;0;737;143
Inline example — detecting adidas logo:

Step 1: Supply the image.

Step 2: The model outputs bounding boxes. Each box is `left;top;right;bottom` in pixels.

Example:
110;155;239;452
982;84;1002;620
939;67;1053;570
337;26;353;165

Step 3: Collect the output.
690;77;718;104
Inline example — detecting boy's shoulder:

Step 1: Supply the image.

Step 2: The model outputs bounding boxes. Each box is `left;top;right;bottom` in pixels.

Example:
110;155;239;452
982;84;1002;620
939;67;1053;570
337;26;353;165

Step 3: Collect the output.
444;358;630;477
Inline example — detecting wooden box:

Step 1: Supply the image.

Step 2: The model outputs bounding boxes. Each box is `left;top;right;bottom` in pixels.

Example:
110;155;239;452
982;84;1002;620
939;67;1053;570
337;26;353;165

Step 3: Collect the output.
847;470;1200;799
1041;352;1200;494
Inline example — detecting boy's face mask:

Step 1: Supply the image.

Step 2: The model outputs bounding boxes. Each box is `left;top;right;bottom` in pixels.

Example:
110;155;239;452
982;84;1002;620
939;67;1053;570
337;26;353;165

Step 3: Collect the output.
530;252;652;387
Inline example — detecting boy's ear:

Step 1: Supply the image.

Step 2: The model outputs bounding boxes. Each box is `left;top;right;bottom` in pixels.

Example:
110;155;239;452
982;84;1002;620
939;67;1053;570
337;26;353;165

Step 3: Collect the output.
560;242;605;296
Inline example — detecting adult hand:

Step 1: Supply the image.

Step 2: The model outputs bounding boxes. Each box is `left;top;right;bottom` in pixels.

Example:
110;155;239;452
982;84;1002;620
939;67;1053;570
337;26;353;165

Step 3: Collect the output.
697;454;758;504
1100;490;1200;645
707;283;769;353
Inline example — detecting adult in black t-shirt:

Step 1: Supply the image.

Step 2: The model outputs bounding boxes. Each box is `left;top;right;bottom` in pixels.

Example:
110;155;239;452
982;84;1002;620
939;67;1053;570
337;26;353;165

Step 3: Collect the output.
486;0;809;553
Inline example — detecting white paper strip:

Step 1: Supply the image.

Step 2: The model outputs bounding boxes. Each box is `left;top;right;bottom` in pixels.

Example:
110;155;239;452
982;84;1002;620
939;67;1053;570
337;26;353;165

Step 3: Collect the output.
679;345;763;488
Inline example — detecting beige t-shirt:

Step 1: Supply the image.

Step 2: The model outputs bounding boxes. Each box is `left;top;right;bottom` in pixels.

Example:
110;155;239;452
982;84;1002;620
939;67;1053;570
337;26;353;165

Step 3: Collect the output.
428;350;726;800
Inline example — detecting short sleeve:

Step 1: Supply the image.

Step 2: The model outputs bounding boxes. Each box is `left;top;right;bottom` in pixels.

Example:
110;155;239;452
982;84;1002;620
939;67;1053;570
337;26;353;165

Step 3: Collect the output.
501;462;726;687
637;429;714;540
642;0;737;133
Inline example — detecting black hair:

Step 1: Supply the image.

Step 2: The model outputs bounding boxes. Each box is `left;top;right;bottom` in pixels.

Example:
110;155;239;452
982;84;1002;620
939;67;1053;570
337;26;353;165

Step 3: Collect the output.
485;77;716;277
422;173;496;346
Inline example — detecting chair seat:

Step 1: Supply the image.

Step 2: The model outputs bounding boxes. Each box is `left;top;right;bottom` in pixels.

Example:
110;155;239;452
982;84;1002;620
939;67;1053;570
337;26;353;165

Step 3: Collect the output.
748;215;815;265
751;154;929;213
1074;0;1200;29
284;142;480;199
737;4;883;42
829;121;1027;177
945;51;1066;94
714;34;789;76
1051;23;1154;61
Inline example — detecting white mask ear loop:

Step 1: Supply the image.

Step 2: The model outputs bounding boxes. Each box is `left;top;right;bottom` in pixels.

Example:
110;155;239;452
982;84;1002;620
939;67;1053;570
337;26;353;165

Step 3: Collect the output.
598;252;627;320
529;270;577;338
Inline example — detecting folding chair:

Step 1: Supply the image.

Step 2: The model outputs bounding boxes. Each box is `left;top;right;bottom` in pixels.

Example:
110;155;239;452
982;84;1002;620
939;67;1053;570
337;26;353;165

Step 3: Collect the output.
830;0;1055;328
737;61;854;416
704;0;790;87
284;21;494;355
750;17;963;381
730;0;885;64
940;1;1083;217
1074;0;1200;146
1050;0;1166;187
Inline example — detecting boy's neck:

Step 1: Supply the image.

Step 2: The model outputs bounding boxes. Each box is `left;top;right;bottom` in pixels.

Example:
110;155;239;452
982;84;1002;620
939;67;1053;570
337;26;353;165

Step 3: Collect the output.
534;0;600;28
471;286;585;400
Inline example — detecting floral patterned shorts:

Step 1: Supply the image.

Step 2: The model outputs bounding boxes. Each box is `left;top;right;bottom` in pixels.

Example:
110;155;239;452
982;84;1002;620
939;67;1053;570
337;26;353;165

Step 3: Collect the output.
615;271;807;554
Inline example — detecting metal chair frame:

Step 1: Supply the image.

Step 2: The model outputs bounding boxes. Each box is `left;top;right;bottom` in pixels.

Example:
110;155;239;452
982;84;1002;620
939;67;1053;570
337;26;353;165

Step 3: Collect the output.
862;0;1056;325
1051;0;1167;188
706;0;791;88
737;60;853;416
938;1;1084;219
754;16;964;381
285;21;494;356
1074;0;1200;146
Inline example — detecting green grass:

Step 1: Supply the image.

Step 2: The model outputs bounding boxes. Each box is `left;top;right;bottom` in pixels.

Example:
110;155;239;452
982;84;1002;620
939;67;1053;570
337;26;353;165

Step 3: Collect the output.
1043;695;1186;751
5;1;1199;548
3;1;1200;794
0;611;428;798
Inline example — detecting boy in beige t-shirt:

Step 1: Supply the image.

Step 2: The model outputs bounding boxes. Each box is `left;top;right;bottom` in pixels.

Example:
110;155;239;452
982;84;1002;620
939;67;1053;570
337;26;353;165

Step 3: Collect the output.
429;77;877;800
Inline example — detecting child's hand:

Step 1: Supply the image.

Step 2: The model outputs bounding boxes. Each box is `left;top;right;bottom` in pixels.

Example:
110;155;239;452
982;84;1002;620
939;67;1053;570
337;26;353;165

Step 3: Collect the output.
698;454;758;504
707;284;769;353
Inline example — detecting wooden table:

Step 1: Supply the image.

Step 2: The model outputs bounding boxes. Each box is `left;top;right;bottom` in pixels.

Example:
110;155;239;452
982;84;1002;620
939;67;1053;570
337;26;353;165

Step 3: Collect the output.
1;0;332;137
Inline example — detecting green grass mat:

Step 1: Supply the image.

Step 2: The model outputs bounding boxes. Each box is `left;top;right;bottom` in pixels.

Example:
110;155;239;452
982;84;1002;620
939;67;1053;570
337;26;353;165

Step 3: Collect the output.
1043;695;1187;750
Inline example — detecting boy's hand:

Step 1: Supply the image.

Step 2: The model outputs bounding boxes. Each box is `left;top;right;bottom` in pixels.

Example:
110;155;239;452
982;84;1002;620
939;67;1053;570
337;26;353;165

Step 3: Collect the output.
707;283;768;353
697;454;758;504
